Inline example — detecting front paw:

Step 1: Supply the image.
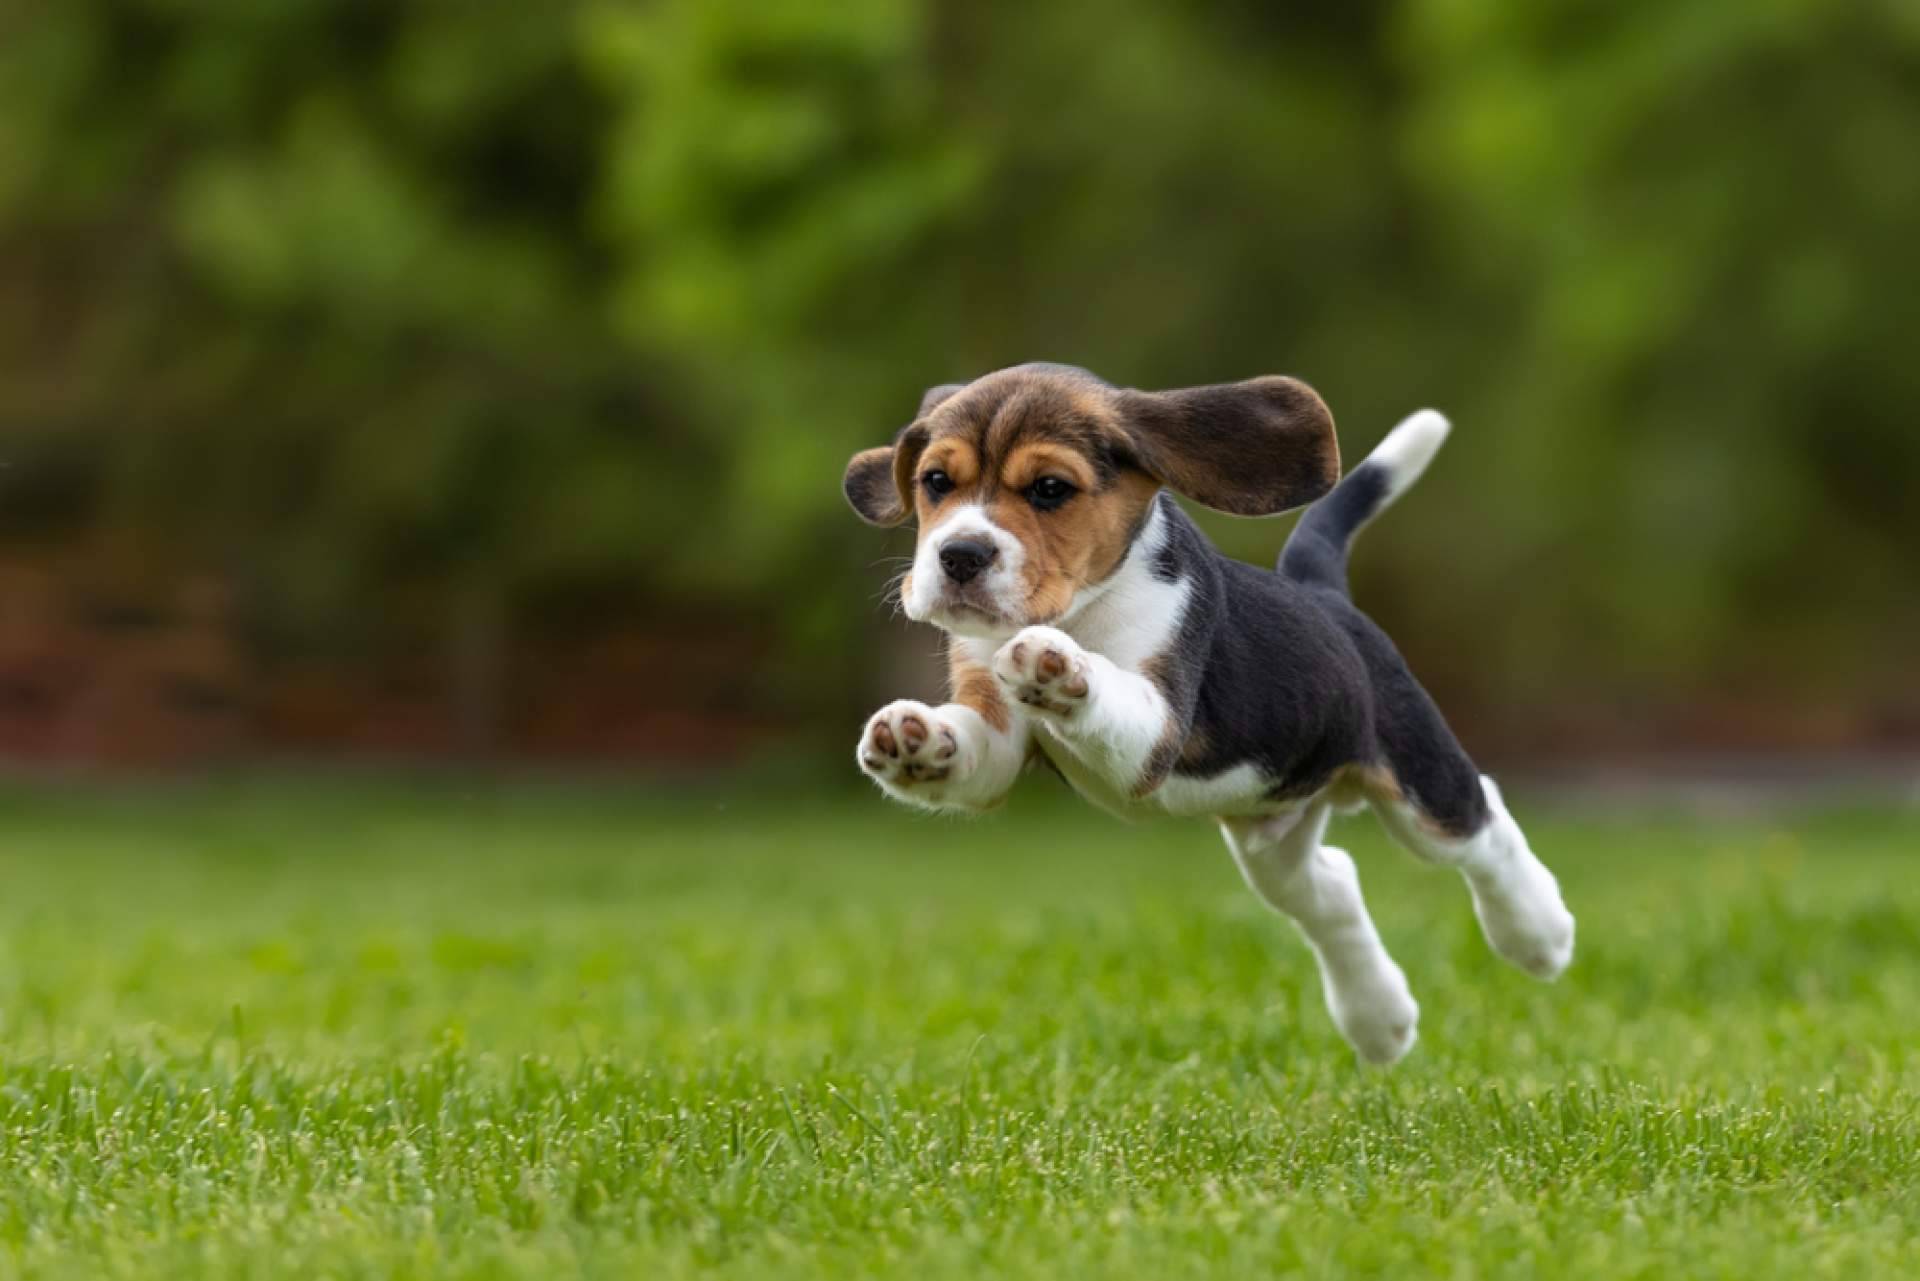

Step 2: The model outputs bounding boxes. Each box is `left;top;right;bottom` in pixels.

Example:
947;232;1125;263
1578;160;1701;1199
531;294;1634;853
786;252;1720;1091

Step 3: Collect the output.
993;626;1090;719
858;701;967;793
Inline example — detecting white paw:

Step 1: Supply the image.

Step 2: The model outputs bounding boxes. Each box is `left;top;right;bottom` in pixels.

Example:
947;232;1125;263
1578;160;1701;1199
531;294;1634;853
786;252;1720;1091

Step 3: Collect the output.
1471;856;1575;980
1316;847;1421;1065
1327;960;1420;1066
992;626;1091;718
857;700;971;794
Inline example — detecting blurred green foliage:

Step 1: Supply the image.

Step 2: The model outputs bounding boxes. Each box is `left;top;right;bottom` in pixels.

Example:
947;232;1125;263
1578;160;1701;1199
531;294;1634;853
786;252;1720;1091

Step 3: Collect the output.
1;0;1915;745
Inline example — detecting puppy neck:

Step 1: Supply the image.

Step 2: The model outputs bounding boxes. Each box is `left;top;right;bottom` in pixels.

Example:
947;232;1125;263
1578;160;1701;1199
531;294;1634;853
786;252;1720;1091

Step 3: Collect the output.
1056;495;1192;671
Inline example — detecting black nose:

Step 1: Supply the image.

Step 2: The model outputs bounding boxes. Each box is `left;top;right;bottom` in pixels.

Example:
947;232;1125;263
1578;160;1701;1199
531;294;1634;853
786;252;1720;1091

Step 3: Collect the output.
939;538;997;584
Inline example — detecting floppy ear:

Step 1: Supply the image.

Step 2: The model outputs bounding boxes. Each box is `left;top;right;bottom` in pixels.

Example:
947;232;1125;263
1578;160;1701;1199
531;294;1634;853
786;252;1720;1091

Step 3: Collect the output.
1114;376;1340;516
842;381;967;526
842;423;931;526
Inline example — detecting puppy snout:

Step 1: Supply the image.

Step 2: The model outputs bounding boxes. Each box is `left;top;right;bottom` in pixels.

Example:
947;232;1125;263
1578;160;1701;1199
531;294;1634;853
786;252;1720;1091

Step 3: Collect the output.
939;538;998;584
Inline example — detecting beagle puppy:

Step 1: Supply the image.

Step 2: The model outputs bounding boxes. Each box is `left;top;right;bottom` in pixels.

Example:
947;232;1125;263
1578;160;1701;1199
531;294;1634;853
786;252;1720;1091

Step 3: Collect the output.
844;363;1573;1064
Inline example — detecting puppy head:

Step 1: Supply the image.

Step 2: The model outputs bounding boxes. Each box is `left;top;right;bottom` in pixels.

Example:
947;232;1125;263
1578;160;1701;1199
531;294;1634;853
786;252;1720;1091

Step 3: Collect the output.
844;363;1339;639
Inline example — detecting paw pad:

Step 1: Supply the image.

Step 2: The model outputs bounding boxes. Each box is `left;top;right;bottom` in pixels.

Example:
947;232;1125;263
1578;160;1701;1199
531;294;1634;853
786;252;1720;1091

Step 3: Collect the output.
859;703;960;786
994;628;1090;717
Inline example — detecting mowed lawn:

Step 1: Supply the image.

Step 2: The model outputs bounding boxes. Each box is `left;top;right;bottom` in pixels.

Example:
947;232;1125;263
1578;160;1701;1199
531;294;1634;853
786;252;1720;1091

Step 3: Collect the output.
0;778;1916;1279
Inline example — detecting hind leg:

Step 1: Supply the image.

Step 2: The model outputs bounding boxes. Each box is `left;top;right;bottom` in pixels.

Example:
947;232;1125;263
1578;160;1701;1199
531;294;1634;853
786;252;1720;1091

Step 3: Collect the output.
1221;801;1419;1065
1371;775;1574;980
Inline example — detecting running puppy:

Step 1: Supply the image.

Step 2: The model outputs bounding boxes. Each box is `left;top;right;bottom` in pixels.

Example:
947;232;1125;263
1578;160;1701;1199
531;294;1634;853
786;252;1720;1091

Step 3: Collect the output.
844;363;1573;1064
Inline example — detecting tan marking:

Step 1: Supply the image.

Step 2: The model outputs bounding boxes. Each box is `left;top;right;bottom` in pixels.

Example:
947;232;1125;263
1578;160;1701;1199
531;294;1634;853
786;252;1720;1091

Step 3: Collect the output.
1000;442;1098;494
948;652;1011;733
1335;764;1406;813
1343;763;1481;838
917;437;982;491
1178;727;1211;768
1129;651;1187;799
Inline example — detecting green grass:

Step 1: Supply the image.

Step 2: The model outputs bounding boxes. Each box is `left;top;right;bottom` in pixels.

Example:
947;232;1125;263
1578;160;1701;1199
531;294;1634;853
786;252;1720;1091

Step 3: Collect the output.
0;778;1916;1279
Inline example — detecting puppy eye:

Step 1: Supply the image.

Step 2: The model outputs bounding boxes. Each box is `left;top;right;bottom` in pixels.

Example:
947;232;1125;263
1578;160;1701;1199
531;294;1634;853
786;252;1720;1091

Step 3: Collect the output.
1026;476;1076;511
921;469;955;498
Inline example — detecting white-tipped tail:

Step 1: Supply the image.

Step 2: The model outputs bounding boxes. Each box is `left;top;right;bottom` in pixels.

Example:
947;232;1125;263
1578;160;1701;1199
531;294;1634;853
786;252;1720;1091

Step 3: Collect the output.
1279;407;1453;587
1369;409;1451;505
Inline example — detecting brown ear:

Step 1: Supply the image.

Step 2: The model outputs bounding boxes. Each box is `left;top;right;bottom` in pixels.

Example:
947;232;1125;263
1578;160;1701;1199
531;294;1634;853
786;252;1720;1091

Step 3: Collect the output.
1114;376;1339;516
842;423;931;526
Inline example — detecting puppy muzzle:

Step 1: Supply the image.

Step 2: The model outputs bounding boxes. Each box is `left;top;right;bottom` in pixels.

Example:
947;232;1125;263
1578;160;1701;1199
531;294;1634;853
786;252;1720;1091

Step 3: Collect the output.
905;508;1027;638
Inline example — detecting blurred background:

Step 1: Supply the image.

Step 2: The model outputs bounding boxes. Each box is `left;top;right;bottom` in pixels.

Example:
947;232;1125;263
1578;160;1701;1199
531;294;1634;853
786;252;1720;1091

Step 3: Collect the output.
1;0;1915;776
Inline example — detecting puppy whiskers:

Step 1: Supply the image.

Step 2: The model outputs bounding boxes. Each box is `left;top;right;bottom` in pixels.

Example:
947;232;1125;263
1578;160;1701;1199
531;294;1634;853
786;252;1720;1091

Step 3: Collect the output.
872;557;914;619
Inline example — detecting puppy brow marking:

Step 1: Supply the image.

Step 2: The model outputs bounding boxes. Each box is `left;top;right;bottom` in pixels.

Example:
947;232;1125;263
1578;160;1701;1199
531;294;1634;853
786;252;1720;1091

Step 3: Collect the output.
919;438;981;491
1002;442;1096;492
